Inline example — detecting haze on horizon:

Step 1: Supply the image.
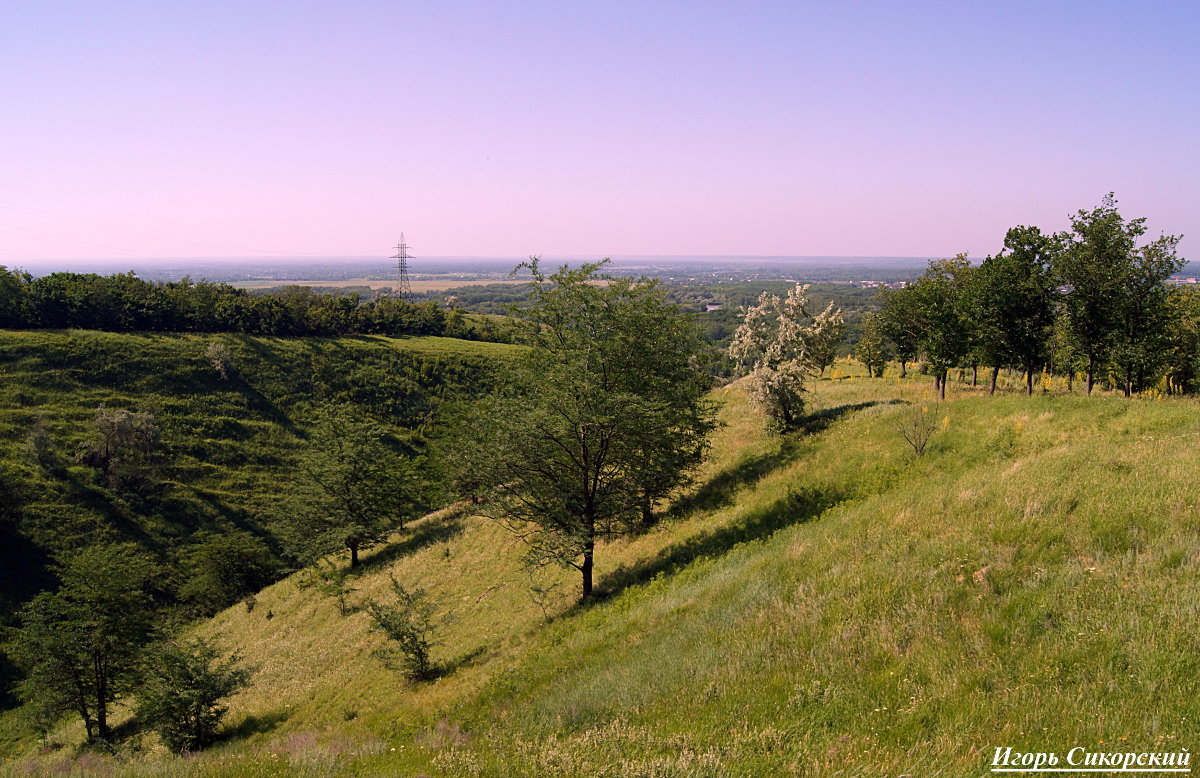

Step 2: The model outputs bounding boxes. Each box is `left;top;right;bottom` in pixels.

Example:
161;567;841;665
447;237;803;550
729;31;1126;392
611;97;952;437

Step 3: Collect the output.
1;2;1196;266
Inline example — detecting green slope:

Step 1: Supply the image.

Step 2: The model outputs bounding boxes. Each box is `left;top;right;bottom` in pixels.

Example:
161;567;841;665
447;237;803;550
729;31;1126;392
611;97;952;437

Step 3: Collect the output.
0;329;520;722
6;362;1199;776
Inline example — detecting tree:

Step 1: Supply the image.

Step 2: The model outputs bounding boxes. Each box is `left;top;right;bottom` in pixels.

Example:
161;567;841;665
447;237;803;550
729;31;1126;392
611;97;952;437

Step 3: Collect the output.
1164;287;1200;393
177;531;280;615
366;577;439;681
283;403;415;568
808;309;845;375
449;260;716;600
135;637;252;753
878;285;921;378
1053;194;1142;394
854;313;891;378
729;284;844;429
1110;230;1184;395
970;227;1059;395
909;255;973;400
5;544;155;742
78;406;163;491
0;266;31;328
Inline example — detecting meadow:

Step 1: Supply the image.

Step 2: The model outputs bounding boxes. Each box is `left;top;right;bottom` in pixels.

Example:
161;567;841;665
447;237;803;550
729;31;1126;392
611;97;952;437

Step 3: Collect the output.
5;358;1196;776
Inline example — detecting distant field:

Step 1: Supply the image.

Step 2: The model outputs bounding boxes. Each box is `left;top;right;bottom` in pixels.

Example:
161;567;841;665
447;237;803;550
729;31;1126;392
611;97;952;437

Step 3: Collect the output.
232;277;527;292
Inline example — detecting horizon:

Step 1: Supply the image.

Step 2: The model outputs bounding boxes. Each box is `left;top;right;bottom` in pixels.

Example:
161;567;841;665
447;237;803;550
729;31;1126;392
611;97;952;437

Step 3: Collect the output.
2;3;1196;262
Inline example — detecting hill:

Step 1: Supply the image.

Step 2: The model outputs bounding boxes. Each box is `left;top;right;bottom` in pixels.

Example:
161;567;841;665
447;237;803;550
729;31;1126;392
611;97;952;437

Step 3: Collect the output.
0;330;521;710
4;363;1199;775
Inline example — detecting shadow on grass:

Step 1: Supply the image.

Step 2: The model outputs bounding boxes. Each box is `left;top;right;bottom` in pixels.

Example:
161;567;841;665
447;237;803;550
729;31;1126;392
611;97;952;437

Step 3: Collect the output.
668;400;887;518
358;513;465;572
214;709;292;745
597;484;847;602
440;645;489;677
794;399;901;436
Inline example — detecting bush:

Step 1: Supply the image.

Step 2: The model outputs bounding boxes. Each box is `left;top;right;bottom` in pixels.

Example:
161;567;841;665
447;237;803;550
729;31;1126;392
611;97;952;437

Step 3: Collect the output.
367;576;439;681
177;531;281;615
135;638;252;753
896;403;940;457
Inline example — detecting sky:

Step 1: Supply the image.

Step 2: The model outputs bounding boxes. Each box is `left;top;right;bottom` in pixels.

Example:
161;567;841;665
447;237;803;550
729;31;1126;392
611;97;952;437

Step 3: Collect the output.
1;1;1197;265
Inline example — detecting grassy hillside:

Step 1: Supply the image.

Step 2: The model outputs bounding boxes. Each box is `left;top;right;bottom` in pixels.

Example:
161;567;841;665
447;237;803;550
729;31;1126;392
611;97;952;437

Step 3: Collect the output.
5;362;1199;776
0;329;521;714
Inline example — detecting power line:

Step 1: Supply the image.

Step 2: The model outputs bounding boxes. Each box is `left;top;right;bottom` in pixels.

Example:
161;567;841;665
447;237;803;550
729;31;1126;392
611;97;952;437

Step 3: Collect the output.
391;234;413;301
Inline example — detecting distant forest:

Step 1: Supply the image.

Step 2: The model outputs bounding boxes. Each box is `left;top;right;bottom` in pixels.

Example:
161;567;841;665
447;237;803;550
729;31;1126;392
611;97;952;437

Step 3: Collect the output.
0;269;507;340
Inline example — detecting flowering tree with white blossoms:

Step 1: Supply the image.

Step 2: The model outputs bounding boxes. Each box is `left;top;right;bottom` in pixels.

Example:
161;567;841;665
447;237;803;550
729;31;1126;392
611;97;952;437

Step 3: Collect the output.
729;284;844;429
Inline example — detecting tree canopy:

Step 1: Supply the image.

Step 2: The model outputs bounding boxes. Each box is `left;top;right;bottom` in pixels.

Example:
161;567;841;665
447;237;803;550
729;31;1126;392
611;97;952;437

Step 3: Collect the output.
449;260;716;599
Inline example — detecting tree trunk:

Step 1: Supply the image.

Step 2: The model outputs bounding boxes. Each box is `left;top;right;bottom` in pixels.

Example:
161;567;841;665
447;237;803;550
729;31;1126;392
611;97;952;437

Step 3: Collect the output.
349;542;359;568
95;655;109;741
1067;371;1074;392
939;370;947;400
971;364;978;386
989;365;999;396
1025;366;1034;396
1086;355;1095;395
900;360;907;378
641;491;655;528
580;535;594;600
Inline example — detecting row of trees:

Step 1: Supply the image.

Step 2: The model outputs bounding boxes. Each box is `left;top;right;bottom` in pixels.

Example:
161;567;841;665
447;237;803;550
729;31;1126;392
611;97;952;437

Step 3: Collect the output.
872;195;1185;398
0;270;450;337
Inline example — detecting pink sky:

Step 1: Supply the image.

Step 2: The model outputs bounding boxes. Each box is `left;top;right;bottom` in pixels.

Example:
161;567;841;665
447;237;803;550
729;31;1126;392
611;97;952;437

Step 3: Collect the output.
1;2;1196;265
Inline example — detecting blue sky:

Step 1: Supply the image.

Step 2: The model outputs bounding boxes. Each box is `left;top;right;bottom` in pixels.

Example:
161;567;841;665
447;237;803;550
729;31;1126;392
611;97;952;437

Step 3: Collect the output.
1;1;1196;263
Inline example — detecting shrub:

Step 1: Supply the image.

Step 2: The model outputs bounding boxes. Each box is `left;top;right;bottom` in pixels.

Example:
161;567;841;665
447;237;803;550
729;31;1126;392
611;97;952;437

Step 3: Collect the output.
367;576;439;681
896;403;939;457
135;638;252;753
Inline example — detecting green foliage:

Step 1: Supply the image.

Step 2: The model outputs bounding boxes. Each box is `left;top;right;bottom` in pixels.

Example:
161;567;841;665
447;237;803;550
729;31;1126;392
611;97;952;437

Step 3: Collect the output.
908;254;974;398
970;226;1058;393
854;313;891;377
878;284;921;373
1053;193;1183;394
4;270;456;338
77;405;164;491
0;330;514;717
367;577;439;681
5;544;156;742
177;531;281;616
281;403;417;568
450;260;716;599
134;637;252;753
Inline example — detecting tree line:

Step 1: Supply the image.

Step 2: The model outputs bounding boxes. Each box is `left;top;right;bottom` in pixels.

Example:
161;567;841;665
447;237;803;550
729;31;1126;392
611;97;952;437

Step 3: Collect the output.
0;269;459;337
866;195;1187;398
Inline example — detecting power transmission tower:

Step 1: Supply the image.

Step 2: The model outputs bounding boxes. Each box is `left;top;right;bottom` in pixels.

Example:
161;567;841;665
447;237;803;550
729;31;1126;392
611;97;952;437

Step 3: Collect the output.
391;234;413;302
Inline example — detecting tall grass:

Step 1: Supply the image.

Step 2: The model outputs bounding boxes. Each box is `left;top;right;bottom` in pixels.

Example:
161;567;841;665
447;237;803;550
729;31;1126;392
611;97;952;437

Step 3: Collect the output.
6;358;1199;776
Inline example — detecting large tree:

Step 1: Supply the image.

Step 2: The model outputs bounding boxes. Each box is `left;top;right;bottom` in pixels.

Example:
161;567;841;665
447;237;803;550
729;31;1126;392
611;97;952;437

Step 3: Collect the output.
970;226;1059;395
855;313;892;378
909;255;974;400
878;285;921;378
450;260;715;600
1110;230;1184;395
1052;194;1146;394
284;403;416;568
6;544;156;742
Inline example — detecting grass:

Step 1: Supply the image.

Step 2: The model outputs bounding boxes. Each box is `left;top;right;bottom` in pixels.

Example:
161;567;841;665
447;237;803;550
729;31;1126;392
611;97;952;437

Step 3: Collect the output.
4;358;1199;776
